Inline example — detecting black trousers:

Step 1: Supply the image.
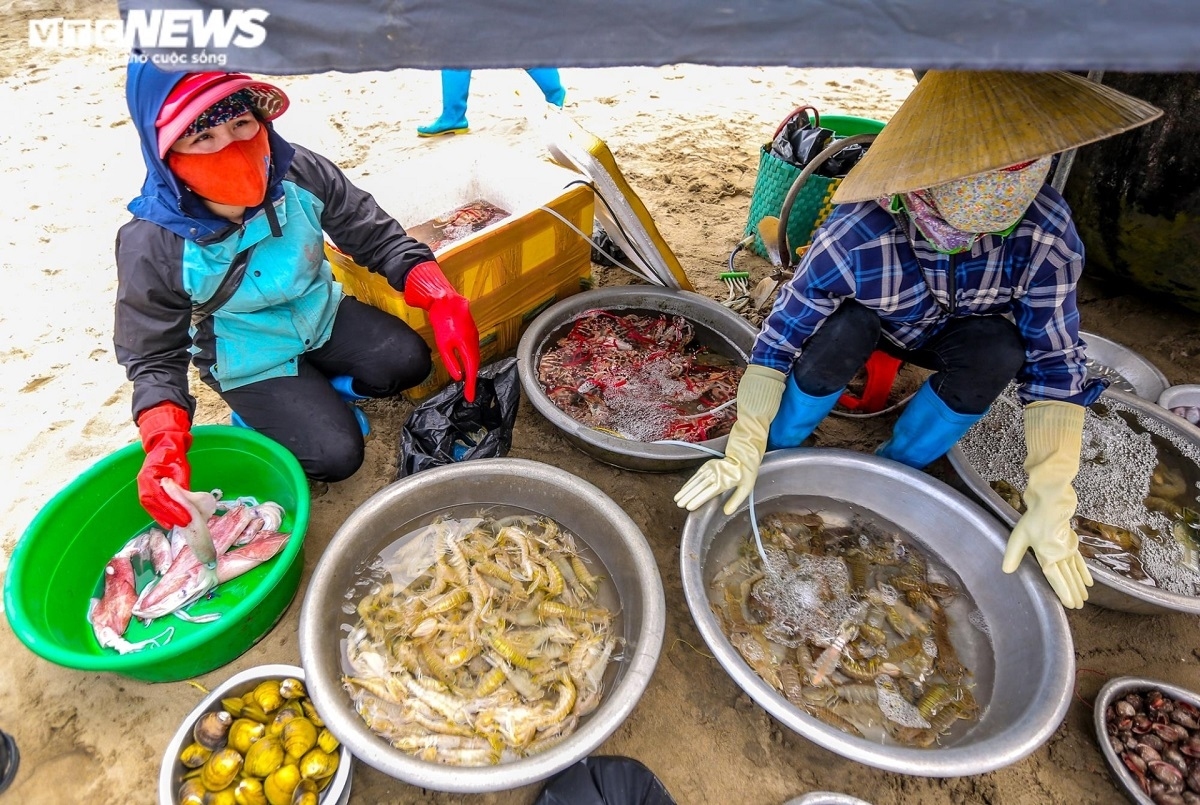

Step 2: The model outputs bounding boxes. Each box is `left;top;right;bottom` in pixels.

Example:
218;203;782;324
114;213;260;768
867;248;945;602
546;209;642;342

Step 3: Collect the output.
208;296;432;481
790;300;1026;414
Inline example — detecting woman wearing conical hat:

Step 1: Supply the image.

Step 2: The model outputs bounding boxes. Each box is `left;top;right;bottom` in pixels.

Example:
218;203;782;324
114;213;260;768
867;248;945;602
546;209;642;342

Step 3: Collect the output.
677;71;1162;610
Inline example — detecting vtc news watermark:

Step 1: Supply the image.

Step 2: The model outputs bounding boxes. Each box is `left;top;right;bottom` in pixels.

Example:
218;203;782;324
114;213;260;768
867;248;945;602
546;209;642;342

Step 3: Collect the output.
28;9;269;67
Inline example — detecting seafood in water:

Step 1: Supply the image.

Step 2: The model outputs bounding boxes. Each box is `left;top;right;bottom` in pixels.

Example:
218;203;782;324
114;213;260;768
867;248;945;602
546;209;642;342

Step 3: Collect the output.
342;513;621;766
537;309;744;443
709;509;983;748
87;492;292;654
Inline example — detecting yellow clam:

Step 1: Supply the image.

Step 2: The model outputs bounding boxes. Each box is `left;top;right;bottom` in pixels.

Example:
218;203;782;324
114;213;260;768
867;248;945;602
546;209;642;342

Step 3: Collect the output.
281;717;317;758
291;778;319;805
299;699;325;728
243;735;285;778
252;680;285;713
178;778;206;805
179;741;212;769
233;778;270;805
298;747;338;780
316;728;339;754
263;763;302;805
228;717;267;755
279;678;307;700
193;709;233;750
200;747;244;791
221;697;245;717
208;788;238;805
267;702;304;737
239;702;272;724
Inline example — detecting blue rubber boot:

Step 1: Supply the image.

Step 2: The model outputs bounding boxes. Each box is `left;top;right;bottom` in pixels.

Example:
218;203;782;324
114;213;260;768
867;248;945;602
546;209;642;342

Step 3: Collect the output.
417;70;471;137
230;411;252;430
329;375;371;437
526;67;566;107
876;380;986;469
766;374;843;450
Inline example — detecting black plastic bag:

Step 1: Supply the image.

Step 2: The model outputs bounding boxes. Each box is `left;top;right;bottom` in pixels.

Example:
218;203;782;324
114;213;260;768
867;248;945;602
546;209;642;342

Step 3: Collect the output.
769;105;869;178
534;756;677;805
397;357;520;479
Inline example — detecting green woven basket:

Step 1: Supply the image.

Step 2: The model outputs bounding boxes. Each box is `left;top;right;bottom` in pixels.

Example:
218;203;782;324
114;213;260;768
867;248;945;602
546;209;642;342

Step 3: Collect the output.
745;112;885;261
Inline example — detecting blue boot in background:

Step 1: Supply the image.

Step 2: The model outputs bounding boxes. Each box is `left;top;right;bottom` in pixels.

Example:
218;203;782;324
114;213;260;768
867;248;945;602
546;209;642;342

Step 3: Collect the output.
330;375;371;437
766;374;842;450
875;381;985;469
417;70;471;137
526;67;566;107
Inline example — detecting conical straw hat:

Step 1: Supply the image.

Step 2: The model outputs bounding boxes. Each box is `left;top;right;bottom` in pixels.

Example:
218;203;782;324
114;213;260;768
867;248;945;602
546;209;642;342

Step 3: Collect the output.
831;71;1162;204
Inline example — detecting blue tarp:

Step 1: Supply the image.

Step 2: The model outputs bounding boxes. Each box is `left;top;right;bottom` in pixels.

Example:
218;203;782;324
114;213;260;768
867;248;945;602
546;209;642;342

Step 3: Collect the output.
116;0;1200;75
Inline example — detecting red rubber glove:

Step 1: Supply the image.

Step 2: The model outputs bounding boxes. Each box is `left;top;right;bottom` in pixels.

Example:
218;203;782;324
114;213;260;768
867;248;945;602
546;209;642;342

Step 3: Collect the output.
404;260;480;402
136;402;193;529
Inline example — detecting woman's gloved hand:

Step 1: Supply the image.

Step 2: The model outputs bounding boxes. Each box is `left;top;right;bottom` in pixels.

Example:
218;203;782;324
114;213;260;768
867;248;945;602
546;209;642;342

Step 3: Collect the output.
136;401;193;529
404;260;480;402
1001;400;1093;609
674;365;786;515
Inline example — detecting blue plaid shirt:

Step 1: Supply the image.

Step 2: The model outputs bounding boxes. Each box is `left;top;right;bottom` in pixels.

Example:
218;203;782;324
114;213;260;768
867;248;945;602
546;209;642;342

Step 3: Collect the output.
752;185;1106;405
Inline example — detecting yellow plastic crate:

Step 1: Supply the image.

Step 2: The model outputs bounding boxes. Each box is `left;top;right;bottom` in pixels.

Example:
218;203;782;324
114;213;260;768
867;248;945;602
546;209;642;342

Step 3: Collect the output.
326;153;595;400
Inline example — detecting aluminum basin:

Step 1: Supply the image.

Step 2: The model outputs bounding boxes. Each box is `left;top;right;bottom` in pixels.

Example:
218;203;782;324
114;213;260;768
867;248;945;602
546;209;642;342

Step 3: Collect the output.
948;387;1200;616
1092;675;1200;805
1082;331;1170;402
158;663;352;805
680;449;1074;777
298;458;665;793
517;285;757;472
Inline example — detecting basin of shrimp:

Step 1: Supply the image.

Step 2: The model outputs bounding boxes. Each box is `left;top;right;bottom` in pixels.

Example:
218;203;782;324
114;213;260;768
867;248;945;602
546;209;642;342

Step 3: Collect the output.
680;448;1075;777
341;508;622;766
299;458;664;793
708;503;991;749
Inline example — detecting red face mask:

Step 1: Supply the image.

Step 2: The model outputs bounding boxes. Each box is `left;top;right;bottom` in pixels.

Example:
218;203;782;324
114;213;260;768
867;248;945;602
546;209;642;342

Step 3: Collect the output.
167;125;271;206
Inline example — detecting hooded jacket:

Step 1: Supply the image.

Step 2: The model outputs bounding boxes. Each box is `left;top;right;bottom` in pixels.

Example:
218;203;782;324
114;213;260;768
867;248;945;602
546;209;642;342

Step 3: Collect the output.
115;59;434;421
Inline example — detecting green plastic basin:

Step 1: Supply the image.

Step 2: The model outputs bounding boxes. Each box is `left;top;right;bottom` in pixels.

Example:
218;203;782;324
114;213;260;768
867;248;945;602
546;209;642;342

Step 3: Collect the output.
3;425;309;682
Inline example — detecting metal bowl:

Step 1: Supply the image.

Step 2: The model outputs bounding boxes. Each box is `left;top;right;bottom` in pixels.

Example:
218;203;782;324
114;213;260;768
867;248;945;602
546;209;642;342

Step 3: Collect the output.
948;387;1200;615
784;793;875;805
1159;384;1200;414
1092;675;1200;805
298;458;666;793
680;449;1074;777
1083;331;1170;402
516;285;758;472
158;663;353;805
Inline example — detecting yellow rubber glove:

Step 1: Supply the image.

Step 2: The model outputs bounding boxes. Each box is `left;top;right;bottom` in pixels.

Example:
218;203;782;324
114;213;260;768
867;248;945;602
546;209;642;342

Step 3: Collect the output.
1001;400;1094;609
675;365;786;514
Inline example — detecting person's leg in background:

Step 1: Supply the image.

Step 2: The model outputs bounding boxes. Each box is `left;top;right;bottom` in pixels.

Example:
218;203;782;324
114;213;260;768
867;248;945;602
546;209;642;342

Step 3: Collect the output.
418;69;472;137
220;297;432;482
525;67;566;107
876;315;1025;468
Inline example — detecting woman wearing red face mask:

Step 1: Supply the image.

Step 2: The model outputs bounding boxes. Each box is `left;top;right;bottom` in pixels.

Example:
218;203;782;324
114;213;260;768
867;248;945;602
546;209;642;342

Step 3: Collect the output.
116;60;480;531
676;71;1163;611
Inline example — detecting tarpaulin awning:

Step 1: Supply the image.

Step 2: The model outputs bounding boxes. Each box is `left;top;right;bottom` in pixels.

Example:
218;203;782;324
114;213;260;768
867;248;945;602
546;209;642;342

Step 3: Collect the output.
116;0;1200;75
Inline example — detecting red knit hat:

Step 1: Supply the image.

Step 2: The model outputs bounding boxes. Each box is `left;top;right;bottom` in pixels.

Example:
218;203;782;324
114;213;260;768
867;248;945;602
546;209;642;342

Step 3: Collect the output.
155;71;289;158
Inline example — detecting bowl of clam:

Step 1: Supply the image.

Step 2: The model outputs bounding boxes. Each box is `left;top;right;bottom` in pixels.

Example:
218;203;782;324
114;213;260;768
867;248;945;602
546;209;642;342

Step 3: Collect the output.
159;663;352;805
1095;676;1200;804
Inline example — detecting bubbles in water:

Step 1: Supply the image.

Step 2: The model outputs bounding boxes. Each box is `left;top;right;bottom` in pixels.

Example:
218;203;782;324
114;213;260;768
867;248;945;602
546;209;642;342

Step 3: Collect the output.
968;608;990;636
876;679;931;729
959;384;1200;594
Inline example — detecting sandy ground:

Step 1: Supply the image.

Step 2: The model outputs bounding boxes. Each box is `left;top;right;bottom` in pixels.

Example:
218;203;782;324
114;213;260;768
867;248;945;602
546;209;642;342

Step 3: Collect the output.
5;2;1200;803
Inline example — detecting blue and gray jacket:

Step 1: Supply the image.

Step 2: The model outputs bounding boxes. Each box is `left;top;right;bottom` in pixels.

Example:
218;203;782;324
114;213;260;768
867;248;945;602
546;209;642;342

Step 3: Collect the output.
115;60;433;420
